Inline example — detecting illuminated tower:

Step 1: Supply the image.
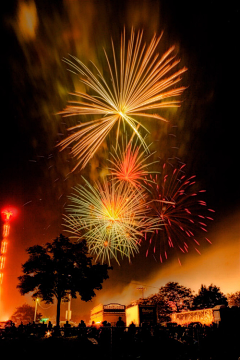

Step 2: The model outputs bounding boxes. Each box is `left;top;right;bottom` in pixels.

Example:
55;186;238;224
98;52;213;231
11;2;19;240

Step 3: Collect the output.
0;208;15;297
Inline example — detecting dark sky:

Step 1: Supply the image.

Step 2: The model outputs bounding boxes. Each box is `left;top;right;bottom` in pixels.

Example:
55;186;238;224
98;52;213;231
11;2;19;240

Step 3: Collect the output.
0;0;239;323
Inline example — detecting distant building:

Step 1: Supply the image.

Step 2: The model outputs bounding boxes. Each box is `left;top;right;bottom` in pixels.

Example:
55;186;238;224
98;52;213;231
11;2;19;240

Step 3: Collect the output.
171;307;215;326
126;304;157;327
171;305;240;326
90;303;126;326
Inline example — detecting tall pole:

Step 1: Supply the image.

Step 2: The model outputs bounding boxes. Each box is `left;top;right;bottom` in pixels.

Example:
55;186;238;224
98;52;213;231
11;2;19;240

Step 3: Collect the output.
34;298;39;322
66;293;71;322
137;286;146;299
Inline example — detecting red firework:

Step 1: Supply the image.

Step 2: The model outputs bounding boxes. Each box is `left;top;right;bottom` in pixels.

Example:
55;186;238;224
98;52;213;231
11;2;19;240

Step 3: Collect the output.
146;163;214;264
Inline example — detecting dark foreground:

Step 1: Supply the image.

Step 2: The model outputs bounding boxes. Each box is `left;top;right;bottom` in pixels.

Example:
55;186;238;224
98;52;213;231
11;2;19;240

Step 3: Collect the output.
1;323;240;360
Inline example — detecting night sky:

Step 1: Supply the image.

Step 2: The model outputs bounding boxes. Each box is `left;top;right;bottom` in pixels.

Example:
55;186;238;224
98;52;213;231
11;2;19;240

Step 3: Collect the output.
0;0;239;323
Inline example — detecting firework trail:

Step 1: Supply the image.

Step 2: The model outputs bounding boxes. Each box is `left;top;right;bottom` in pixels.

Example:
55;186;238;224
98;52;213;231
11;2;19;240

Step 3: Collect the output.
63;178;159;264
146;162;214;264
58;28;187;171
107;134;158;190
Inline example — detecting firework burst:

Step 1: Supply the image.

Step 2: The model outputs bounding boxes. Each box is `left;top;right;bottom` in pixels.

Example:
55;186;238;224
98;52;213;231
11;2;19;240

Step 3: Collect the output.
64;178;159;264
146;163;214;264
58;28;187;171
107;134;158;190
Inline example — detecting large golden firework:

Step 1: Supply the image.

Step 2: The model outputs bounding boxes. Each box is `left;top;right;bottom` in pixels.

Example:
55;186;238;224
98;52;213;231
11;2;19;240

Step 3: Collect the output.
58;28;187;171
63;178;159;264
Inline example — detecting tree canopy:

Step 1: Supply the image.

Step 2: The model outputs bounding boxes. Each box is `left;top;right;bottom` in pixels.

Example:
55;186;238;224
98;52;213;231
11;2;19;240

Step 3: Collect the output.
227;291;240;307
158;282;194;313
17;234;111;327
137;282;193;322
10;304;42;325
192;284;228;309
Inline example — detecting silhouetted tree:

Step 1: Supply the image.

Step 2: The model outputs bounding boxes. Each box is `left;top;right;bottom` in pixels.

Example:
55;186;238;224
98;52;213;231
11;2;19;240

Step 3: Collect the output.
17;234;111;328
10;303;42;325
227;291;240;307
137;282;193;322
193;284;228;309
157;282;194;313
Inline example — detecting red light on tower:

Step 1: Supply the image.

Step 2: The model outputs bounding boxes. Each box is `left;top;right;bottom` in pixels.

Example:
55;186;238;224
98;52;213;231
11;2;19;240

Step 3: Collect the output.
1;210;13;238
1;209;13;222
1;207;17;223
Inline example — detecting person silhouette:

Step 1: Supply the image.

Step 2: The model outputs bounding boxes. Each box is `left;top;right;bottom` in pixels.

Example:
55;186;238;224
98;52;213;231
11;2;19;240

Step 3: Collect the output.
116;316;125;327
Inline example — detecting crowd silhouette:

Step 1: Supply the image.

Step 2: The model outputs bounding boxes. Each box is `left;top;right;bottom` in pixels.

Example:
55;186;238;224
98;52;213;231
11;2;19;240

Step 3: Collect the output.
1;317;240;359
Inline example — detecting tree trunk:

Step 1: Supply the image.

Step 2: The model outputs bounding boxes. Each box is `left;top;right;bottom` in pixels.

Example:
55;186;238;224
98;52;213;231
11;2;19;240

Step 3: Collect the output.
56;295;61;329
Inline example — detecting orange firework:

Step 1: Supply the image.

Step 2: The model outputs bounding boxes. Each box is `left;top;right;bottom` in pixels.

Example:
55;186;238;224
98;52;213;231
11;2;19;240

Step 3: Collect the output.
108;135;157;190
146;163;214;264
58;28;187;171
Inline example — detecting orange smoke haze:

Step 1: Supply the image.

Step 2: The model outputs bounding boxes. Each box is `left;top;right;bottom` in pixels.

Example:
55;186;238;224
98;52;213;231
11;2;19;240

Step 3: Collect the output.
2;209;238;324
0;196;238;326
96;211;240;306
17;1;38;41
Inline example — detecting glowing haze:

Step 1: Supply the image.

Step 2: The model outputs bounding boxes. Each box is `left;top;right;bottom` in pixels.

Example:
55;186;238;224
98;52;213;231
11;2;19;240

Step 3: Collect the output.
97;211;240;305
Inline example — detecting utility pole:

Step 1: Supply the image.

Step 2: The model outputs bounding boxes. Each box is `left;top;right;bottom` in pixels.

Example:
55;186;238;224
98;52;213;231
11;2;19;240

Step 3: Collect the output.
137;286;146;299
